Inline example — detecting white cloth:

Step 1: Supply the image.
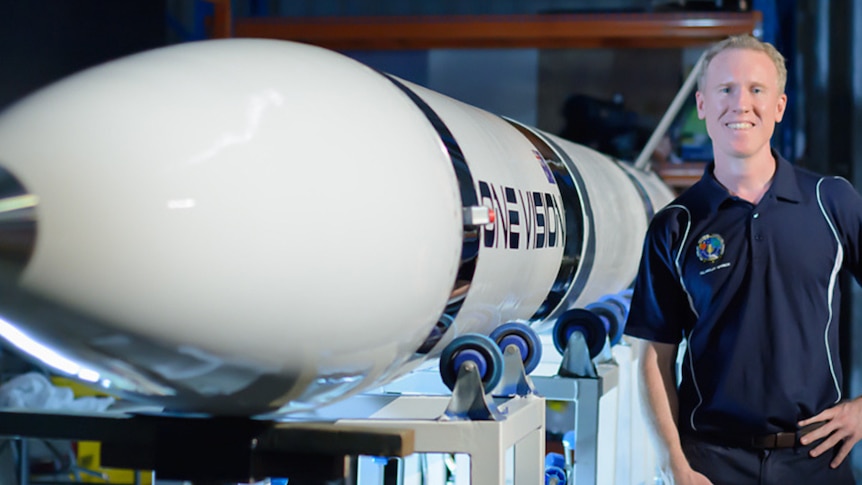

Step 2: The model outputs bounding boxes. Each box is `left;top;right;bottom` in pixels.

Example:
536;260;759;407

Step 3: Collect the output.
0;372;113;412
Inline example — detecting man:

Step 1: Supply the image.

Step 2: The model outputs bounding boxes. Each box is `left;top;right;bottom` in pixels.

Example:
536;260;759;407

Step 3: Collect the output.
625;34;862;484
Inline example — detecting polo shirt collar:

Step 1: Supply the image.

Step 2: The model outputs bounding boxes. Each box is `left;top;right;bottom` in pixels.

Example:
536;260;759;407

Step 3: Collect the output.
698;150;802;213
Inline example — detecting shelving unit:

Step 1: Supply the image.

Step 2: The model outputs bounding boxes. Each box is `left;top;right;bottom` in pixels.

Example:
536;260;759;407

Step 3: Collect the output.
654;161;708;193
221;11;762;50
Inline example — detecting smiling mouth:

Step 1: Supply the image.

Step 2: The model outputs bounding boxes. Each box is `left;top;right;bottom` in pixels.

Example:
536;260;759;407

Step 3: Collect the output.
727;122;754;130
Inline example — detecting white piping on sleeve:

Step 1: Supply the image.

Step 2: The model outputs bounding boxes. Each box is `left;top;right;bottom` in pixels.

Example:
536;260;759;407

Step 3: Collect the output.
664;204;705;431
816;177;844;404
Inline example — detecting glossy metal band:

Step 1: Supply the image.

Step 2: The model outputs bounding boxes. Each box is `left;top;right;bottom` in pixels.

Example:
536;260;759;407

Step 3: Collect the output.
383;74;479;354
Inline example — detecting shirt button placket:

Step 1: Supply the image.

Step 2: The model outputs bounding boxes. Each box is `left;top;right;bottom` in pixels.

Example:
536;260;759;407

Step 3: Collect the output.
750;212;765;261
751;212;763;260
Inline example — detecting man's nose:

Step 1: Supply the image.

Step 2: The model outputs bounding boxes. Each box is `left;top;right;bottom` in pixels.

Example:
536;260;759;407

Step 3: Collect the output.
731;91;751;112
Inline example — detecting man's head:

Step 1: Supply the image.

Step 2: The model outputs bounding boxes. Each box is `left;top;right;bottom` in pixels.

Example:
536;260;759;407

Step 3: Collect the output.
695;35;788;162
697;35;787;95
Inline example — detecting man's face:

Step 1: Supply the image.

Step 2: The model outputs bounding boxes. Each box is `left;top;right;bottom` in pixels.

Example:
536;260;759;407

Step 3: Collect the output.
695;48;787;161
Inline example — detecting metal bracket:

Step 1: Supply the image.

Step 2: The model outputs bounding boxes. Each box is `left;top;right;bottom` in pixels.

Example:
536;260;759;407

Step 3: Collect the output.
492;344;538;397
440;361;506;421
557;332;598;378
593;337;616;366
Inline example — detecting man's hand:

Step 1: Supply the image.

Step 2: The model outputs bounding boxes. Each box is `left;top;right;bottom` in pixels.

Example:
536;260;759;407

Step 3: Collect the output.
798;396;862;468
669;462;714;485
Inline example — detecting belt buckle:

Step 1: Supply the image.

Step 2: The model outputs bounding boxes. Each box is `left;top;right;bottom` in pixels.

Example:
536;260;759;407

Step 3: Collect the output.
750;434;774;449
751;431;796;449
775;431;797;448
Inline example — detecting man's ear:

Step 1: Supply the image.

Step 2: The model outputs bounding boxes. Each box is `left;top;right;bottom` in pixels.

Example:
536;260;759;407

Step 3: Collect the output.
775;93;788;123
695;91;706;120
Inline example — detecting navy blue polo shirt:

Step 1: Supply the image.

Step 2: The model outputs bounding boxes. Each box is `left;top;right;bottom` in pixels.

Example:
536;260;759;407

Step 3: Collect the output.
625;151;862;436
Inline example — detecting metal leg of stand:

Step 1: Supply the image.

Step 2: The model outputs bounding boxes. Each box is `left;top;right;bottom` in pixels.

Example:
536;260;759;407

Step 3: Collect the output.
575;378;600;485
514;425;545;482
18;439;29;485
468;432;505;485
463;402;546;485
382;457;400;485
346;455;359;485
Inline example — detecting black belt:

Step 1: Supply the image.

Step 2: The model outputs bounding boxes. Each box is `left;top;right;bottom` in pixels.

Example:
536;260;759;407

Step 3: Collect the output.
687;422;825;450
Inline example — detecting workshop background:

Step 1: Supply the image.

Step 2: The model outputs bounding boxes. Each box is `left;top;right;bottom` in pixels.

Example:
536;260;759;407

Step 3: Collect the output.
1;0;861;482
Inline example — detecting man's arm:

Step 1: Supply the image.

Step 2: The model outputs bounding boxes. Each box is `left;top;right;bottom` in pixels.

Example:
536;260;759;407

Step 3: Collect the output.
635;337;711;484
802;177;862;467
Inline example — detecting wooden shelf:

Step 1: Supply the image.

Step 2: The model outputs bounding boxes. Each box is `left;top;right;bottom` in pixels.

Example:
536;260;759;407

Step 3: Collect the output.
656;161;707;192
221;11;762;50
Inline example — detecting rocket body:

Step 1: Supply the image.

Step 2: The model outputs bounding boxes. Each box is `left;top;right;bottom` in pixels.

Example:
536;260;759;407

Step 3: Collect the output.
0;39;672;415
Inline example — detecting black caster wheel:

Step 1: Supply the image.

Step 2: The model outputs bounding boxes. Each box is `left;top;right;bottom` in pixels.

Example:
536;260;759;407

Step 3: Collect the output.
552;309;608;359
489;321;543;374
439;334;504;393
585;300;626;346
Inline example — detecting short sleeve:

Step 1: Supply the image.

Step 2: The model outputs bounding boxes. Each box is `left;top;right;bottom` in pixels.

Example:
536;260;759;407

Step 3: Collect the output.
822;177;862;284
624;206;698;344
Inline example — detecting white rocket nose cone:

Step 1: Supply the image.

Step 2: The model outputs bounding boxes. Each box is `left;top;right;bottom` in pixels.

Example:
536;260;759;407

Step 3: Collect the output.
0;38;465;414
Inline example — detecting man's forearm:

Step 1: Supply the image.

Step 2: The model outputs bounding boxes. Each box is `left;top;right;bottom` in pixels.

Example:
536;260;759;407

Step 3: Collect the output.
637;339;690;473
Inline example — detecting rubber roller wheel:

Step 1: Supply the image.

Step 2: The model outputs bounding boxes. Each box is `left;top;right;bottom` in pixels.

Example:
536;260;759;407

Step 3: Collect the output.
585;301;626;346
599;292;631;320
489;321;543;374
552;309;608;359
545;466;567;485
439;334;504;393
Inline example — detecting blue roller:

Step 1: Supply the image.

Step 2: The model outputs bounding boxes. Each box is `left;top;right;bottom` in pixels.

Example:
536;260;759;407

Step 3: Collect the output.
500;335;529;360
439;334;504;393
585;300;626;346
453;349;488;378
620;287;634;300
552;309;608;359
599;292;631;319
545;452;566;469
489;321;543;374
545;465;567;485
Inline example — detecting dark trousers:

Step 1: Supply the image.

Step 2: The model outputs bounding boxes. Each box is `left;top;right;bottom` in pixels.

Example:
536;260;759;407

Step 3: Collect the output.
681;436;857;485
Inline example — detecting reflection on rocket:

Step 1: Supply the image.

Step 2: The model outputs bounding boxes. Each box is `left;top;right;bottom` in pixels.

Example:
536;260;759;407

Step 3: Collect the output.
0;38;673;415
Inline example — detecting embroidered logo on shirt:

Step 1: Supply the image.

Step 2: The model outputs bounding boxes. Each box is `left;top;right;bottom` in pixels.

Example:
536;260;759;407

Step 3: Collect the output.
696;234;725;263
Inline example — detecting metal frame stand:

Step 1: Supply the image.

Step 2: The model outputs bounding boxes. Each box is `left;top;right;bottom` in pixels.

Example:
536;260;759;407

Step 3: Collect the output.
0;408;416;484
370;349;547;484
0;390;544;485
335;394;545;485
531;332;659;485
533;363;619;485
320;353;547;485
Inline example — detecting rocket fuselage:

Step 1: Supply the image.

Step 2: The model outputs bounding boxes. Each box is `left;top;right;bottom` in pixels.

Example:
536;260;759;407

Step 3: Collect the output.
0;39;673;415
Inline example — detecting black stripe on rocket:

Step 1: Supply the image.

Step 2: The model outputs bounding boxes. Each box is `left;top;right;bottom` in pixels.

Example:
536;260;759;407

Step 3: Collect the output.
503;123;595;322
383;74;478;355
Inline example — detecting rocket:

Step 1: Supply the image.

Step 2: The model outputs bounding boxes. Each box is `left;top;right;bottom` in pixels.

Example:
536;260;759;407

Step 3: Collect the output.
0;38;673;415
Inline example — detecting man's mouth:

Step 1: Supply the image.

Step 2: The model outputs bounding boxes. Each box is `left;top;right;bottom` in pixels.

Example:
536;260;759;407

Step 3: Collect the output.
726;122;754;130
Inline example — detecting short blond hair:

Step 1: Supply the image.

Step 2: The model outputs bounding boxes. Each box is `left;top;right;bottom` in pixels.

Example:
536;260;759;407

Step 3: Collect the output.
697;35;787;94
